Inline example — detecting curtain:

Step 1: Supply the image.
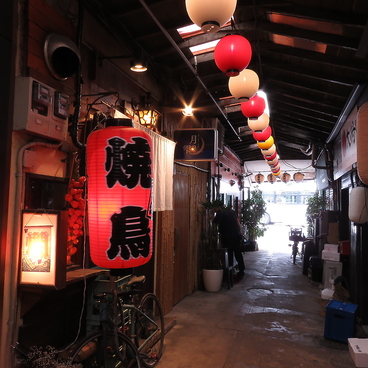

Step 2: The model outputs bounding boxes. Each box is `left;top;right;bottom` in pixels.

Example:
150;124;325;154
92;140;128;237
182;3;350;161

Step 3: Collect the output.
133;122;175;211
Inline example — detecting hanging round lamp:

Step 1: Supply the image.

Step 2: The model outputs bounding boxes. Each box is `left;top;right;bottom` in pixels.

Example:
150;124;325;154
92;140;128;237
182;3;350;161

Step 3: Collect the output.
257;136;274;150
254;173;264;184
271;164;281;173
248;113;269;131
185;0;237;33
252;126;272;141
265;156;279;166
267;173;277;183
281;172;291;183
228;69;259;101
214;34;252;77
293;172;304;183
261;144;276;156
86;118;154;269
241;94;266;119
273;170;282;176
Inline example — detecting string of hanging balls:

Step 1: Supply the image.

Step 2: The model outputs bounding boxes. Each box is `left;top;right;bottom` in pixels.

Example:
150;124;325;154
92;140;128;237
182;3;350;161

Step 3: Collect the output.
254;172;305;184
185;0;282;178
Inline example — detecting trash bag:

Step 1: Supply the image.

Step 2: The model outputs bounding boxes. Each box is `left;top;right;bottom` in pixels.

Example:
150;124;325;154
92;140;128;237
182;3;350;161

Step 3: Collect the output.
333;276;350;302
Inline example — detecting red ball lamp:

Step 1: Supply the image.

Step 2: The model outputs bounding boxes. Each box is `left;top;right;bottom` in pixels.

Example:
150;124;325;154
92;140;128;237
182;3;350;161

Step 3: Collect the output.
241;94;266;119
214;34;252;77
86;118;154;269
228;69;259;101
185;0;237;33
252;126;272;141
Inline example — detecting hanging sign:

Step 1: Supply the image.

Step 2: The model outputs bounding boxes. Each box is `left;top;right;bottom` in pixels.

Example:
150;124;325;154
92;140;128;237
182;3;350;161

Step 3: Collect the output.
86;118;153;269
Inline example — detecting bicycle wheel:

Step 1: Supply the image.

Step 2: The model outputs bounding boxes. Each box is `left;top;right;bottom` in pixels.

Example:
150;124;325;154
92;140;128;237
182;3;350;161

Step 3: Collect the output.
135;293;164;368
70;331;141;368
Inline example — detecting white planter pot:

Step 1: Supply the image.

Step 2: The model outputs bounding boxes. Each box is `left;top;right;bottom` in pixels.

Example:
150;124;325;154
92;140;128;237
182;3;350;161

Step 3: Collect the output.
203;269;224;292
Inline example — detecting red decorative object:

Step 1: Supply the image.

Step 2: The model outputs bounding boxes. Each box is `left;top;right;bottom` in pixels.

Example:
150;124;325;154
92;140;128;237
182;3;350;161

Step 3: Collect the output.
263;151;277;161
241;94;265;119
86;118;153;269
252;126;272;141
214;34;252;77
261;144;276;156
65;176;86;265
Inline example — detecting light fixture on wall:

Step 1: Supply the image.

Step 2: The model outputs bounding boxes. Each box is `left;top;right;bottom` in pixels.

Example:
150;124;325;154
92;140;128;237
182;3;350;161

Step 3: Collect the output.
182;105;194;116
20;210;67;288
135;108;161;130
130;57;147;72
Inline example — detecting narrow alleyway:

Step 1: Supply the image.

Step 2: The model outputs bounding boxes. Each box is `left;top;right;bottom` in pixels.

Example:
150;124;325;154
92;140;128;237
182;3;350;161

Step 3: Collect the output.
158;224;357;368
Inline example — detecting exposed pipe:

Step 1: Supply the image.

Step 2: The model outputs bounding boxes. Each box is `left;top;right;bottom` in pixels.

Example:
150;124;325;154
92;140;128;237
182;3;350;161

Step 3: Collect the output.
138;0;241;141
70;0;85;149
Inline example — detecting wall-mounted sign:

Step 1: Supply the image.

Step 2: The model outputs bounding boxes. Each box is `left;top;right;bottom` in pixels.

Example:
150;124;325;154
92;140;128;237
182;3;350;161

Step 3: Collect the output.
174;128;218;161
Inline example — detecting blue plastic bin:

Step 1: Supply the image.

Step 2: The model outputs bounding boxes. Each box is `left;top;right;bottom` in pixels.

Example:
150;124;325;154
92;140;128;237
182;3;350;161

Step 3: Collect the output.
324;300;358;343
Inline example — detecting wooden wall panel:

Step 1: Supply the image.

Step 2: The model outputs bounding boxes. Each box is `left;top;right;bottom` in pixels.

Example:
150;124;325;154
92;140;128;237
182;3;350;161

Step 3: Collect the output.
155;211;174;315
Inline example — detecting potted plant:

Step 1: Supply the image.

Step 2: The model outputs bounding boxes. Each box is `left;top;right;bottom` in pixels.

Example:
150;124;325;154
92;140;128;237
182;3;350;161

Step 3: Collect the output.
306;191;328;236
240;189;267;251
200;199;224;292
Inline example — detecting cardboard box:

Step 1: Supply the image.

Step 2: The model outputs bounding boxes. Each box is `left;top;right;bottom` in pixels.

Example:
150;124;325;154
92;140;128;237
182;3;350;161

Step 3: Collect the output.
324;243;339;252
322;250;340;261
324;300;358;343
348;338;368;367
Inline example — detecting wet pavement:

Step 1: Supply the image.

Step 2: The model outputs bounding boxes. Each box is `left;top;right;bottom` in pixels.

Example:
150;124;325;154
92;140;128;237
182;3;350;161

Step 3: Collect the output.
158;224;357;368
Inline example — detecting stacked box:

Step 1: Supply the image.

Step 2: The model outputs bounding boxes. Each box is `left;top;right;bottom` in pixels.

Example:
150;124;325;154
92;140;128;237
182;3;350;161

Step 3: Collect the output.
324;300;358;343
348;338;368;367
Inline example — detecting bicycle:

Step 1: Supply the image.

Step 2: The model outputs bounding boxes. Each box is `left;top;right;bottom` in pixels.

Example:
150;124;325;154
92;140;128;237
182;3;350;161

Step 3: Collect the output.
69;289;141;368
116;275;164;368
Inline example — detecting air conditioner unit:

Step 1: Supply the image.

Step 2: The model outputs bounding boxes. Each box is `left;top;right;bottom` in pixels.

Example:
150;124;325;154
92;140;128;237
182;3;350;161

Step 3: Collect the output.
13;77;69;141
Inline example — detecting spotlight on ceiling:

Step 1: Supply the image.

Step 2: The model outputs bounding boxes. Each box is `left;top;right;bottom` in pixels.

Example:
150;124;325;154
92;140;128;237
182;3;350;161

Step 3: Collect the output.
130;58;147;72
182;105;194;116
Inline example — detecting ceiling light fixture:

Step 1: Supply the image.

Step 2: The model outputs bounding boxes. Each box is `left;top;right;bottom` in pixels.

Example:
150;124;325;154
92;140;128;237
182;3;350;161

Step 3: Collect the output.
130;58;147;72
182;105;194;116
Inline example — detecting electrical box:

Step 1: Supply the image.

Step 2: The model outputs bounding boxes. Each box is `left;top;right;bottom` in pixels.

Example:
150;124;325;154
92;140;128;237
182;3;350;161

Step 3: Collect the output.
13;77;69;141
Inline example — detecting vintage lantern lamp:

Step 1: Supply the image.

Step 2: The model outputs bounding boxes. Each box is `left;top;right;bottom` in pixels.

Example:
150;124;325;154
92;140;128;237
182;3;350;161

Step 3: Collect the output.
86;118;154;269
214;34;252;76
20;210;67;288
266;156;279;166
254;173;264;184
185;0;237;33
248;113;269;131
228;69;259;101
267;173;277;183
281;172;291;183
293;172;304;183
241;94;265;119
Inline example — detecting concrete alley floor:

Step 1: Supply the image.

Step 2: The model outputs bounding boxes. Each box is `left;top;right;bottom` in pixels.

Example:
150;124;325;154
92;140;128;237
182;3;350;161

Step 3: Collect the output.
158;224;357;368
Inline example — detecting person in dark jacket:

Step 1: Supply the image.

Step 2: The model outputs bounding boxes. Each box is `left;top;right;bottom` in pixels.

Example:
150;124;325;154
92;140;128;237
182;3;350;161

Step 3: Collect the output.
213;207;245;277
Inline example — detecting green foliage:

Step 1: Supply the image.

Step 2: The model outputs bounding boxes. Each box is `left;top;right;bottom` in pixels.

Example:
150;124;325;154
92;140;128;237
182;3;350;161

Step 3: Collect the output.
306;191;328;233
241;189;267;242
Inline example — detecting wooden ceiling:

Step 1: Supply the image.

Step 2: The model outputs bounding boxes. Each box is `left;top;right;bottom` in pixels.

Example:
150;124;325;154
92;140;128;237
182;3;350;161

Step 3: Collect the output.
86;0;368;163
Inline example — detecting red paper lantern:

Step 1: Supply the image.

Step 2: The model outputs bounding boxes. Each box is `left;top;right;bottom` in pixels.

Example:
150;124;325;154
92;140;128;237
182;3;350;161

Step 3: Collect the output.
252;126;272;141
241;94;266;119
214;34;252;77
86;118;153;269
